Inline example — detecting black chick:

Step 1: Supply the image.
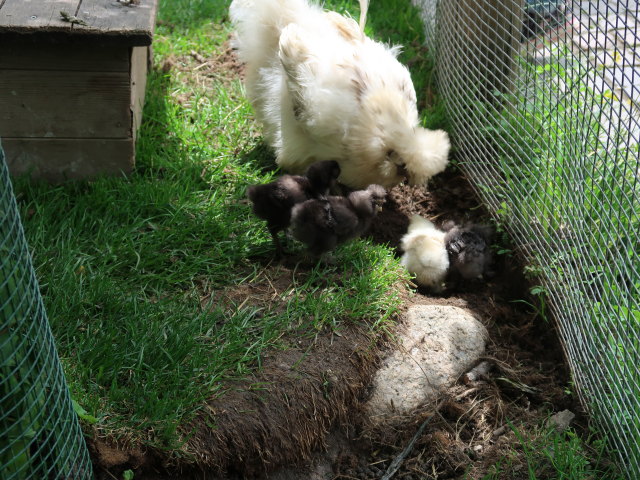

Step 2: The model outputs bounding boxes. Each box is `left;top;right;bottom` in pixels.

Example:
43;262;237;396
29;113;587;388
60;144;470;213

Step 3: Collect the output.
247;160;341;256
290;184;386;256
442;221;494;281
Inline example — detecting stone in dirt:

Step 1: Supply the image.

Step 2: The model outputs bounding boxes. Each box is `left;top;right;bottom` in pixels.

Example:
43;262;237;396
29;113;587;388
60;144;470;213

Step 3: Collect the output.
548;409;576;432
364;305;487;426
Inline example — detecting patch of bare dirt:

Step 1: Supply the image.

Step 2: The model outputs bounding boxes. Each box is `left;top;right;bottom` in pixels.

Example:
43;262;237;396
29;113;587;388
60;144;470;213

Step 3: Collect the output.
320;169;576;480
183;323;379;477
160;40;245;89
90;318;389;480
198;263;297;315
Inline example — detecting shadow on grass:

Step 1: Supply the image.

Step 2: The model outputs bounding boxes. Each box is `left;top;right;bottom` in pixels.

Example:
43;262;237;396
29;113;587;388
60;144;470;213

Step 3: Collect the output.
237;141;278;175
134;68;208;186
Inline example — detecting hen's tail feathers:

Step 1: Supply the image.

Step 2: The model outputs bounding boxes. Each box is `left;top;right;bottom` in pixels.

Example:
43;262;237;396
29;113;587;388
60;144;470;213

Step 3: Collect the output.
279;23;308;78
404;128;451;186
359;0;369;31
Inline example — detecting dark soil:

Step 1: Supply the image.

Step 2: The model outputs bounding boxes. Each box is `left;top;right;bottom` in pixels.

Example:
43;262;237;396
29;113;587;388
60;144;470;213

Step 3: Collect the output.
160;40;244;90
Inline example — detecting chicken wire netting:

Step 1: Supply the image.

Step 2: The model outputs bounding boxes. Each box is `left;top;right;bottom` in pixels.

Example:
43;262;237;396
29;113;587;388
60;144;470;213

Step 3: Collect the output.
419;0;639;476
0;142;93;479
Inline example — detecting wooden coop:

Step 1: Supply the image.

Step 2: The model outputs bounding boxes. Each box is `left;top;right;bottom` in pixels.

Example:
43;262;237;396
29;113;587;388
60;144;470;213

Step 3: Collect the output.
0;0;159;182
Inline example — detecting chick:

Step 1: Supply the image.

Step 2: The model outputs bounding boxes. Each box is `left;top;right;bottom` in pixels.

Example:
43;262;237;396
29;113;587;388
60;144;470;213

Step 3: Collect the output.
247;160;341;255
290;184;386;256
442;221;494;281
399;215;449;292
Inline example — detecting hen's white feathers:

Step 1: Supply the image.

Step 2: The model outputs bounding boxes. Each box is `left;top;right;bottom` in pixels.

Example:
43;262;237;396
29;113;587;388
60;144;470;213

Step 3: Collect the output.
230;0;450;189
400;215;449;291
358;0;369;31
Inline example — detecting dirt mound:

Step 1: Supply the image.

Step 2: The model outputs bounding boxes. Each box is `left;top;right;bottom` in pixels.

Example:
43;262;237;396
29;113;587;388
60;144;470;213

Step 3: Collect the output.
89;318;387;479
183;322;380;477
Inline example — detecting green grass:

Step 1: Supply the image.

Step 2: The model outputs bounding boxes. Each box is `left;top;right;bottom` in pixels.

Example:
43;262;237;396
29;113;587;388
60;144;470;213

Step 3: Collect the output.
480;421;622;480
11;0;422;451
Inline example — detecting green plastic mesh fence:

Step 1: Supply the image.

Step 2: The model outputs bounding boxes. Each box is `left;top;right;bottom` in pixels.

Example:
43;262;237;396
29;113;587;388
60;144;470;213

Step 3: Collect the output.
0;142;93;479
420;0;639;476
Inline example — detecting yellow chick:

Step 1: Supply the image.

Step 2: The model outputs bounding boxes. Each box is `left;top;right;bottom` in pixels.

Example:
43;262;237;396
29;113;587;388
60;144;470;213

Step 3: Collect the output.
400;214;449;292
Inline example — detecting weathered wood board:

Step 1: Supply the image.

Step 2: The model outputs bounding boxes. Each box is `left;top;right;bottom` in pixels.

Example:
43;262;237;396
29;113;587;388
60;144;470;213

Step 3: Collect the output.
0;0;158;45
1;70;131;138
0;0;158;181
76;0;158;39
3;138;134;181
0;0;80;31
131;46;149;142
0;43;129;71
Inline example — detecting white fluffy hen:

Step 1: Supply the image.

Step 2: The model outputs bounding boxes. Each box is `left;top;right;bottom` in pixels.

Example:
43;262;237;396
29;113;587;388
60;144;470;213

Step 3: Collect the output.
400;214;449;291
230;0;450;189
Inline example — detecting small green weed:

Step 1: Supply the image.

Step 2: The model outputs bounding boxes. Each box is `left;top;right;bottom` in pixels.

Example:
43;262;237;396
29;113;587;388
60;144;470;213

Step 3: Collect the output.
480;421;623;480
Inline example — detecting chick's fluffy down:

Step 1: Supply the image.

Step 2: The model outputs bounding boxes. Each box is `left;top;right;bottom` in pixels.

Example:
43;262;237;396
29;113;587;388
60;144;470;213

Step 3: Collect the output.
291;184;386;255
400;215;449;291
246;160;340;255
443;221;494;280
230;0;450;189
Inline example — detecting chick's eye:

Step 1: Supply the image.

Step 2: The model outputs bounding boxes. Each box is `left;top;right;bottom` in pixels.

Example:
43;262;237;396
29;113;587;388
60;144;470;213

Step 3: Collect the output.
386;149;396;159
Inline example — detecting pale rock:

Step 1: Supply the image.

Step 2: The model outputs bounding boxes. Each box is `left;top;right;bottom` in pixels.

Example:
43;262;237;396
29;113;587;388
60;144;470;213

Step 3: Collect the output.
548;409;576;432
364;305;487;426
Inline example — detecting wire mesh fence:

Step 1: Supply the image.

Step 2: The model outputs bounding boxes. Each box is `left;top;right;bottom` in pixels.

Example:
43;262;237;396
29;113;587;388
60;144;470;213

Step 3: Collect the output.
0;141;93;479
421;0;639;476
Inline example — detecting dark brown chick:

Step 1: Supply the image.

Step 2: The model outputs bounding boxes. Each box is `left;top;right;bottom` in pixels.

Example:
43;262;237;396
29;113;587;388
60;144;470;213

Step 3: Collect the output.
290;184;386;256
442;221;494;280
247;160;341;256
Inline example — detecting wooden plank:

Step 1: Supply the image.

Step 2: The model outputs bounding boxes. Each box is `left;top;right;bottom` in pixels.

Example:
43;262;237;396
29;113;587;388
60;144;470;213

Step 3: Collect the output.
0;0;158;45
130;46;149;142
0;0;80;31
0;42;129;72
75;0;158;43
0;70;131;138
3;137;134;182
